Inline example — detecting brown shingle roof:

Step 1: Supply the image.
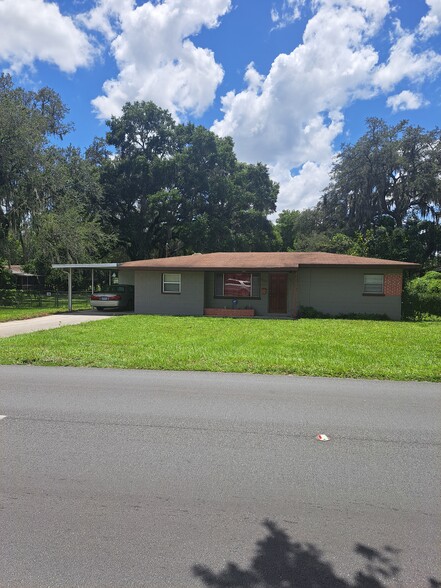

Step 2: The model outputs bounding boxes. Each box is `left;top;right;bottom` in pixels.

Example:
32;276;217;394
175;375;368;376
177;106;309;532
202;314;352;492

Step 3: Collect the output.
120;252;420;271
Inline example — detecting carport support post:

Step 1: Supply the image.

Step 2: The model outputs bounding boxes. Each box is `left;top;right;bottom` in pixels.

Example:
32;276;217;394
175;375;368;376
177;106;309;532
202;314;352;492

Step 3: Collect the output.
68;268;72;312
91;269;94;295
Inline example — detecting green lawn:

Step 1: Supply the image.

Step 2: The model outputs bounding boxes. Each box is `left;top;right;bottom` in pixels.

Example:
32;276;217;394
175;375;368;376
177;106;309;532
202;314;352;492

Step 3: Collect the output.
0;307;69;322
0;315;439;381
0;300;90;322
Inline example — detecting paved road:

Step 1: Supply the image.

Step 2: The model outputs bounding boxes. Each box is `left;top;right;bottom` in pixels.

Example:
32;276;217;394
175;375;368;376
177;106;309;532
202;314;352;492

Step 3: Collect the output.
0;366;440;587
0;310;117;338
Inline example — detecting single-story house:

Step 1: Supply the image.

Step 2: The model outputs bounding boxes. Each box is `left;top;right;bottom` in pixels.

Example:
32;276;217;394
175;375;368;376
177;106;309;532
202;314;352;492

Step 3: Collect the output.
3;265;40;290
116;252;419;320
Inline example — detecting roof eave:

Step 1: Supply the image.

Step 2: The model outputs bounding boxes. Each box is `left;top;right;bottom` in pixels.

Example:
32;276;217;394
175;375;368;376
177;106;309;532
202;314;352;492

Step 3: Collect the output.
299;263;420;269
119;265;300;271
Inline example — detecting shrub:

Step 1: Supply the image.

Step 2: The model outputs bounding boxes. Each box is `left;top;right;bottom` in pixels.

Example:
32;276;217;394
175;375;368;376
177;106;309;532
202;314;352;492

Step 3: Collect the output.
297;306;390;320
402;290;441;320
0;288;19;305
0;264;13;289
298;306;330;319
402;271;441;320
334;312;390;321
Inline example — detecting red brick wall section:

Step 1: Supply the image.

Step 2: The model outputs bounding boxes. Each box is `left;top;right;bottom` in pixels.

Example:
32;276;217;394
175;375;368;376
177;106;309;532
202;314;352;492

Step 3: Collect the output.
204;308;255;317
384;274;402;296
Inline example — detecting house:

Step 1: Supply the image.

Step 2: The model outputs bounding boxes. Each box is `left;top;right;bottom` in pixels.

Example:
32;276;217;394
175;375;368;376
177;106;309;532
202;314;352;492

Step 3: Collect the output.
117;252;419;320
4;265;40;290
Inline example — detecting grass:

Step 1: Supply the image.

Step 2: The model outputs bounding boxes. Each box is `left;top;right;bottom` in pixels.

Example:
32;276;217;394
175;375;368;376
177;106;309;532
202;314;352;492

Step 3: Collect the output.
0;299;89;322
0;315;440;381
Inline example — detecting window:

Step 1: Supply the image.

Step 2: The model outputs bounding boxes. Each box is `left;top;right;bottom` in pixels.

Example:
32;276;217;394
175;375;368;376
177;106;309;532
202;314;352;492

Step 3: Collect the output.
108;285;133;293
215;273;261;298
364;274;384;294
162;273;181;294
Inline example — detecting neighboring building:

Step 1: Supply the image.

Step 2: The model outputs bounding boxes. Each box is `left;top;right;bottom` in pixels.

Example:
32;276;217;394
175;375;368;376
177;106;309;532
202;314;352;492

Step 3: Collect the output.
5;265;40;290
118;252;419;320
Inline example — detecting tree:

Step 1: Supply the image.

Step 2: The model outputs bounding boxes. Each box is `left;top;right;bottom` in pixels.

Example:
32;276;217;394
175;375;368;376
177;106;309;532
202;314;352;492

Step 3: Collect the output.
24;146;115;275
312;118;441;267
0;75;117;280
100;101;178;259
173;126;278;253
0;75;73;260
275;208;325;251
99;102;279;258
319;118;441;232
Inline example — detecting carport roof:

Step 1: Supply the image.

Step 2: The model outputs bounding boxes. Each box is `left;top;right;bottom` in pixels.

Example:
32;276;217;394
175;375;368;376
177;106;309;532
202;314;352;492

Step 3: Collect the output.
52;263;120;270
119;252;420;271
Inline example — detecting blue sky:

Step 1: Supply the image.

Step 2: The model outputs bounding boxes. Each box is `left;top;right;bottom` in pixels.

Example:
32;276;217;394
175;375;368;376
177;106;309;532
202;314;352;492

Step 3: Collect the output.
1;0;440;211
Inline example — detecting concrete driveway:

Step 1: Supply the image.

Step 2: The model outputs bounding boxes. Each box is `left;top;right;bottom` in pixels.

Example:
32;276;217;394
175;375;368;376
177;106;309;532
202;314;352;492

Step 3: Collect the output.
0;310;122;338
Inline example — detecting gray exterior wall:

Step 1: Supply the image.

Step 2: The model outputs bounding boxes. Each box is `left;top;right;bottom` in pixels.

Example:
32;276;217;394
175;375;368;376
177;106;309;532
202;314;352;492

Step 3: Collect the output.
128;267;402;319
134;271;205;315
204;271;297;317
117;269;135;285
296;267;402;320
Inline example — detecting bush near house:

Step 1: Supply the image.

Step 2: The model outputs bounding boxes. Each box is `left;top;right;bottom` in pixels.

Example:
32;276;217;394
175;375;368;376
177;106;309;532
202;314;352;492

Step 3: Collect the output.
402;271;441;320
298;306;390;321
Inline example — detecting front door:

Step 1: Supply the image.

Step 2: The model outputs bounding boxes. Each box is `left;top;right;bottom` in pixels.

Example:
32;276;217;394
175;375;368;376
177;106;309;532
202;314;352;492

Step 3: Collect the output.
268;273;288;314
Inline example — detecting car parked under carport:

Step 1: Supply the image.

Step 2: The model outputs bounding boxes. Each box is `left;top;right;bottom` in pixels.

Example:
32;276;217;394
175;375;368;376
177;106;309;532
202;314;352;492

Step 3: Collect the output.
90;285;134;311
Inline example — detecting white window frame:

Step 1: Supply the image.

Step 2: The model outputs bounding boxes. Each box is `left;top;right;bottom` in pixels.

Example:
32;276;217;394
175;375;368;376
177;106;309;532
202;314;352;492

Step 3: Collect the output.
363;274;384;295
162;273;181;294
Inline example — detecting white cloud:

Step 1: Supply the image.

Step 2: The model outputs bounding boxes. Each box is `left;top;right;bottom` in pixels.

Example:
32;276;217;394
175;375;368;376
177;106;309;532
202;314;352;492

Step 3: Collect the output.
213;0;441;212
213;0;389;211
271;0;306;29
78;0;135;41
419;0;441;39
386;90;428;112
88;0;231;120
0;0;94;73
373;28;441;92
272;160;335;212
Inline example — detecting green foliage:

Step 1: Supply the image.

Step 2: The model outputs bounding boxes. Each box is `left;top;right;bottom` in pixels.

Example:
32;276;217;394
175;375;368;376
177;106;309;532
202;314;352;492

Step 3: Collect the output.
100;103;279;259
0;262;13;288
320;118;441;231
402;271;441;320
298;306;330;318
402;290;441;320
0;75;72;253
311;117;441;268
408;271;441;293
298;306;390;320
275;209;323;251
0;75;118;283
0;287;17;304
2;76;440;274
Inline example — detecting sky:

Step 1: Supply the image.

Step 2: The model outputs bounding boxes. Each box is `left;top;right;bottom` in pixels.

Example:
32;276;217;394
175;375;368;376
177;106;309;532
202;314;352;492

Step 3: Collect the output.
1;0;441;212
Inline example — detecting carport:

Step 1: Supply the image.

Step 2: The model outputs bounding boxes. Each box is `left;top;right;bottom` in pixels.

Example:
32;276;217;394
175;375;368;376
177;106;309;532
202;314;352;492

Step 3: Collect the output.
51;263;120;312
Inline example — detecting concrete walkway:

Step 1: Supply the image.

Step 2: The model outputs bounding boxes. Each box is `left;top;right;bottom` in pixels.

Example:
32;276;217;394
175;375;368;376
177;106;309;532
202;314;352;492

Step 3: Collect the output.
0;310;119;339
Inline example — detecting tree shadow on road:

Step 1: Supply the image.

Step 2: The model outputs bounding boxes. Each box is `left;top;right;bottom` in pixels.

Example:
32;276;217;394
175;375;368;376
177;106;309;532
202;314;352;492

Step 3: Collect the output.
193;519;440;588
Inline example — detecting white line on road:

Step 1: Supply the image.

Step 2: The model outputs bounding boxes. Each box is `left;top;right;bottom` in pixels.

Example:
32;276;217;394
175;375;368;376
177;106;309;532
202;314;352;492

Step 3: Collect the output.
0;415;7;420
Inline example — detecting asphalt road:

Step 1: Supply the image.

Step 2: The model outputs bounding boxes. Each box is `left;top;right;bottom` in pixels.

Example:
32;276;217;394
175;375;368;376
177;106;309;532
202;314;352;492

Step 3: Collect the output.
0;366;440;587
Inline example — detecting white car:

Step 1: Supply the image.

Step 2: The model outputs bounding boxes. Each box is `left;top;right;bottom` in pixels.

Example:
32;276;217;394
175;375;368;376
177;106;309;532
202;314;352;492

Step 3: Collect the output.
90;285;134;311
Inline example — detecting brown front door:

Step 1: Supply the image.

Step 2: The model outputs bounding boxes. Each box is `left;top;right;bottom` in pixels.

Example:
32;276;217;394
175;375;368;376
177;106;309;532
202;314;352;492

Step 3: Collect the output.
268;273;288;314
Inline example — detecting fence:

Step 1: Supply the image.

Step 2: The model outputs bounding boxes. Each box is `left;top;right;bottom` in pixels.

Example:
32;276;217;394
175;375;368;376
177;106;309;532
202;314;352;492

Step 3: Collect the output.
0;289;91;310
